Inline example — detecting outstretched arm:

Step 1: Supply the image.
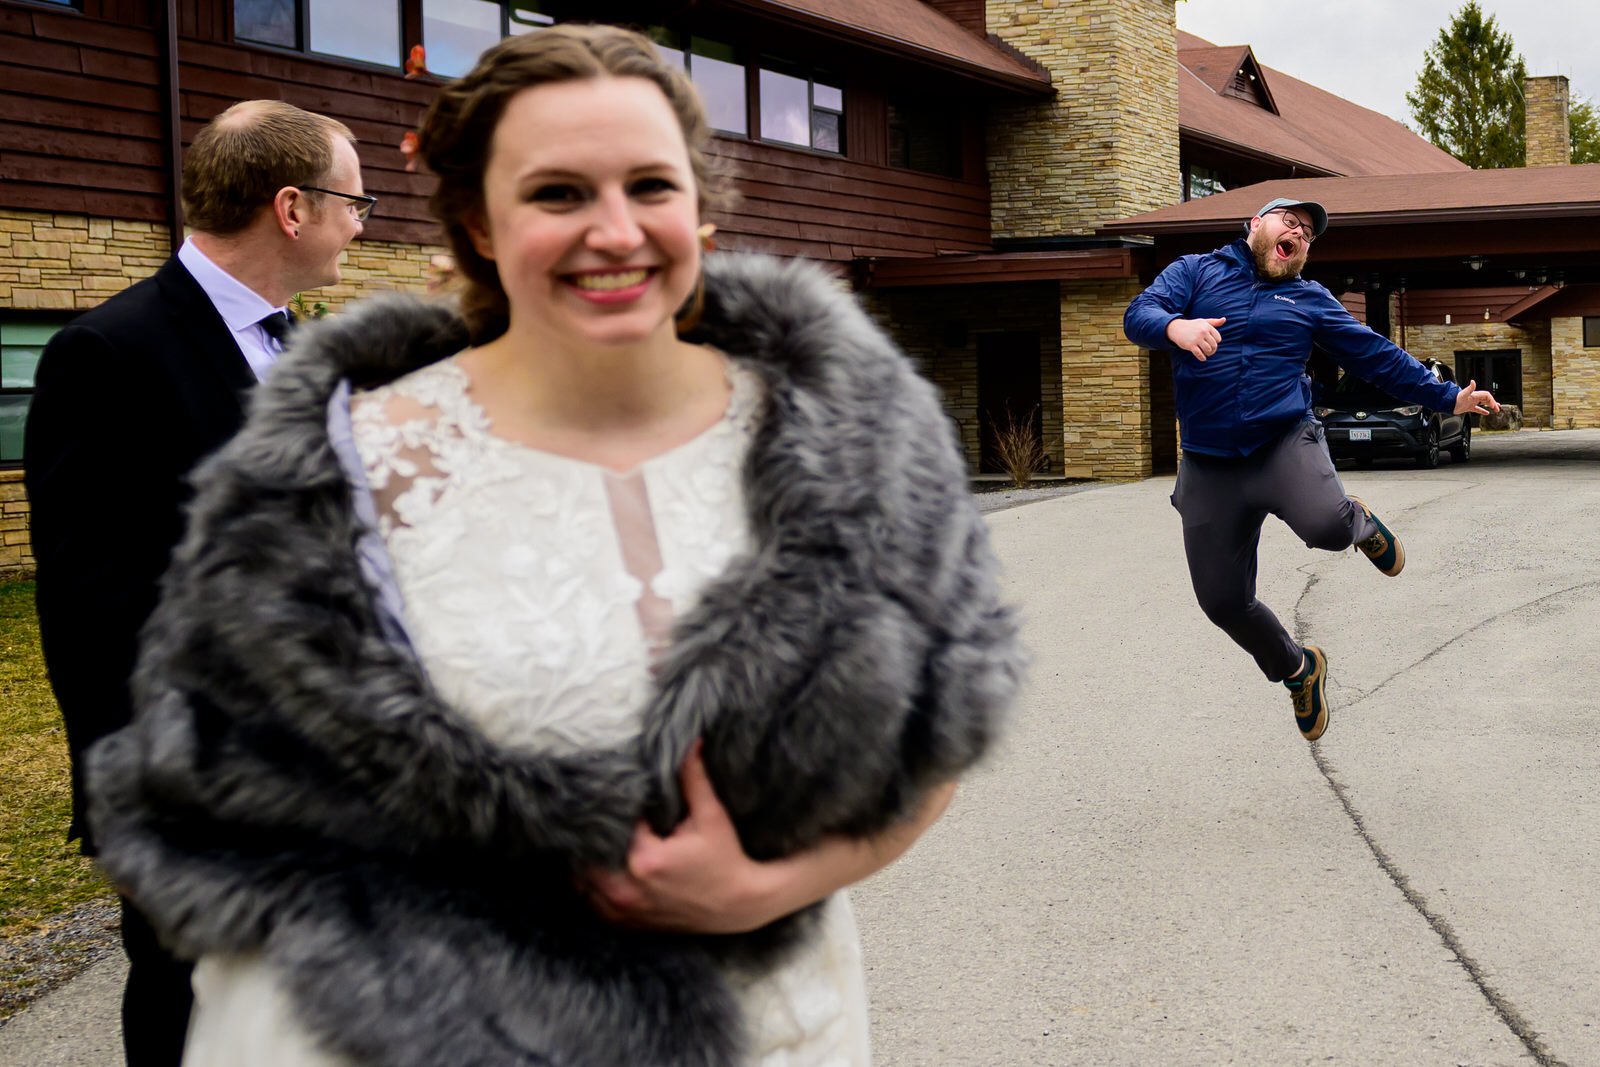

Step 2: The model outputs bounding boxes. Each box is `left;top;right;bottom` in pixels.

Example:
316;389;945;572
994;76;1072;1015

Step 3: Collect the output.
584;743;956;934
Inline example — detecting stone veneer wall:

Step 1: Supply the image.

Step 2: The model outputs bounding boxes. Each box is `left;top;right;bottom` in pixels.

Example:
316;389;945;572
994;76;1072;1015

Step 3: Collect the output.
1;208;445;577
861;283;1064;473
1524;75;1571;167
1402;321;1553;428
1060;278;1152;479
0;470;28;575
986;0;1180;238
1551;316;1600;428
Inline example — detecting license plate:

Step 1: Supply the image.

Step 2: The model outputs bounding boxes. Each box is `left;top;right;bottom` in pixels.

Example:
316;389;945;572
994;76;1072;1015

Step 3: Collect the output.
1349;428;1372;442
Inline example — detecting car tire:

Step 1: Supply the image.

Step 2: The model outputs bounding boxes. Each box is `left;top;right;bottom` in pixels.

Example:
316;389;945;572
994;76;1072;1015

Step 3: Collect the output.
1415;423;1440;469
1449;421;1471;463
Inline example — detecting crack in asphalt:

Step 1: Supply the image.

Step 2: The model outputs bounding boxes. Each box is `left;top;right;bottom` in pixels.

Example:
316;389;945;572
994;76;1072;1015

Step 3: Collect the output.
1289;544;1589;1067
1339;579;1600;714
1308;744;1568;1067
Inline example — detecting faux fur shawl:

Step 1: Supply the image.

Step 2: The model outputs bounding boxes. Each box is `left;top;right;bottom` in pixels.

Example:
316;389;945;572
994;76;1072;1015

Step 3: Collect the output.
88;253;1025;1067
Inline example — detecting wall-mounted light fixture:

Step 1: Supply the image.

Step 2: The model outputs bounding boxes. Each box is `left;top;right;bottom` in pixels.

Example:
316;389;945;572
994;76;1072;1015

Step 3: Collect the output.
1483;308;1492;321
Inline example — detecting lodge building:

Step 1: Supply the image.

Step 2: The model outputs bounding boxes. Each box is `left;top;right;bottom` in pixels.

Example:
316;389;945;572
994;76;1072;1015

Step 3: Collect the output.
3;0;1599;578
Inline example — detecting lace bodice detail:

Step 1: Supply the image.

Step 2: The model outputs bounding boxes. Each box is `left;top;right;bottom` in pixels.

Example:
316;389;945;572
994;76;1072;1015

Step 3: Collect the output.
349;354;761;754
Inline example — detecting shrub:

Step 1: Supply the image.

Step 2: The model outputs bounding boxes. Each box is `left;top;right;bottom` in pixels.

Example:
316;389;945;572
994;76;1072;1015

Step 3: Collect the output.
991;407;1047;489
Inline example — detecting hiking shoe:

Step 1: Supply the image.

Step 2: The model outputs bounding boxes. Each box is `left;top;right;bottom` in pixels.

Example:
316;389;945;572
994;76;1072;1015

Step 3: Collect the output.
1350;496;1404;576
1284;645;1329;741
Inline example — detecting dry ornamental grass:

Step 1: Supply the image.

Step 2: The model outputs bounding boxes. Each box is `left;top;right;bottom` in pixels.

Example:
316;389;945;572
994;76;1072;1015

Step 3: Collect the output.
990;407;1048;489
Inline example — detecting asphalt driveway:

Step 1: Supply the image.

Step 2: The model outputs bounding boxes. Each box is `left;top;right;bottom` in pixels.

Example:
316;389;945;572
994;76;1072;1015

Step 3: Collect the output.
5;428;1598;1067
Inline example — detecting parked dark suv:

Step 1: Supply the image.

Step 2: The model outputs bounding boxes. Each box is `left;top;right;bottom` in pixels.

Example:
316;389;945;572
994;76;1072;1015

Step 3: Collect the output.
1316;361;1469;469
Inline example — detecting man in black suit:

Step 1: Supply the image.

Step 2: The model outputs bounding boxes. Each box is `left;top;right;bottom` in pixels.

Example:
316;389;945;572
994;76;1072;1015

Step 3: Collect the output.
24;99;370;1067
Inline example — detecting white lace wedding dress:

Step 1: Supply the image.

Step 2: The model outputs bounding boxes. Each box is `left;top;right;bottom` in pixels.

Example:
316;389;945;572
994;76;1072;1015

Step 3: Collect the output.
182;354;871;1067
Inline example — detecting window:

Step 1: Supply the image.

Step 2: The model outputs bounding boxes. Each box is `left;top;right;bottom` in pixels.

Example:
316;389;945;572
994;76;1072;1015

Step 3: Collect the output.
310;0;400;66
648;30;747;136
887;101;960;177
507;3;553;34
235;0;296;48
421;0;554;75
1;319;66;467
758;60;842;153
1585;317;1600;347
236;0;400;67
424;0;499;78
1186;163;1227;201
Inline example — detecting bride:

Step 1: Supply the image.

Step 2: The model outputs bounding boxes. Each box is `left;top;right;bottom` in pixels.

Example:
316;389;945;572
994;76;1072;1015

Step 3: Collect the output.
89;23;1024;1067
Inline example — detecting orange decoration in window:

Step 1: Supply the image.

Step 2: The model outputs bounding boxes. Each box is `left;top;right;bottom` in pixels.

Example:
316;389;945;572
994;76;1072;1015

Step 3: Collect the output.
404;44;427;79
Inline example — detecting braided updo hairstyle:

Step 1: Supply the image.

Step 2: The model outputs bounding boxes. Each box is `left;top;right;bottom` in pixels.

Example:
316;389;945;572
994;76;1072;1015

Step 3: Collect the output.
416;24;727;343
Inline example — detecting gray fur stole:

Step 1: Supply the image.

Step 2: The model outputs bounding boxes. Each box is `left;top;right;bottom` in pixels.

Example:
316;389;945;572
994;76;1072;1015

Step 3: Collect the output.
87;253;1024;1066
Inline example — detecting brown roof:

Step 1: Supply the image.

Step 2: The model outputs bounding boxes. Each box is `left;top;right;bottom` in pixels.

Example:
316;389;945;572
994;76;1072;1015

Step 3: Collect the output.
1178;30;1464;177
1100;164;1600;236
716;0;1052;94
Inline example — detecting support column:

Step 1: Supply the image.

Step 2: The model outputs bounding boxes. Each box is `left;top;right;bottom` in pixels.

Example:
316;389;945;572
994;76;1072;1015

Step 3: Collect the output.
1060;278;1153;479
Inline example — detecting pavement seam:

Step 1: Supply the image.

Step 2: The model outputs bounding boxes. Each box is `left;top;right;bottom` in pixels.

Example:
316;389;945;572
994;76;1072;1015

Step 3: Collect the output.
1292;558;1575;1067
1339;580;1600;714
1310;748;1568;1067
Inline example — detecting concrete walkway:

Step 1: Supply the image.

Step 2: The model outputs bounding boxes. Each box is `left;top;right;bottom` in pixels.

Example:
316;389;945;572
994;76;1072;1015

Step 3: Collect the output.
5;429;1598;1066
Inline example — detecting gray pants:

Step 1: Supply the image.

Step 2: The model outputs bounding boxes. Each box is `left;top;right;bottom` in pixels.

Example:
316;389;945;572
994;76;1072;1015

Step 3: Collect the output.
1171;419;1377;682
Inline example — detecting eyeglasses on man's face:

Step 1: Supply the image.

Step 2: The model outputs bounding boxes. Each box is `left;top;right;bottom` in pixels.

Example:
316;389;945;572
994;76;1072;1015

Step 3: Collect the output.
1269;209;1316;242
301;186;377;222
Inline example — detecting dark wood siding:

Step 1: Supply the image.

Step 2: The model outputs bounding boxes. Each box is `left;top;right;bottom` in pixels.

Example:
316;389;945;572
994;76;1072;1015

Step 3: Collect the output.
1399;287;1534;326
176;38;439;244
0;2;440;244
709;137;990;261
2;2;993;257
0;3;166;219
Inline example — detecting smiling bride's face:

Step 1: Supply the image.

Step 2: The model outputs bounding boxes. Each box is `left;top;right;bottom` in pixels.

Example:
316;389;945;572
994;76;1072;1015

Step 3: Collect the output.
465;75;703;352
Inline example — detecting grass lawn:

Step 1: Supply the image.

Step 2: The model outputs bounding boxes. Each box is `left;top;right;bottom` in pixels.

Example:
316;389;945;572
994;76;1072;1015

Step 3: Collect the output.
0;579;113;940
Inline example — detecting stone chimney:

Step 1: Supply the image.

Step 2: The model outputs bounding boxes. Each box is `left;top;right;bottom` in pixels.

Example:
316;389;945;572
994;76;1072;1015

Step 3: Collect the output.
1524;74;1570;166
985;0;1180;238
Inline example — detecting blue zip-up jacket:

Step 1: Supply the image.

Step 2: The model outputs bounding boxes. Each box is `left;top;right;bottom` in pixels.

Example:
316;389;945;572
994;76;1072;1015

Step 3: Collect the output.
1125;238;1460;457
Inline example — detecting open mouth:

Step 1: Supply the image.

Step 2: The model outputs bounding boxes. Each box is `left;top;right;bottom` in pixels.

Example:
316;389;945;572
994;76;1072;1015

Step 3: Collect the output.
1275;238;1297;260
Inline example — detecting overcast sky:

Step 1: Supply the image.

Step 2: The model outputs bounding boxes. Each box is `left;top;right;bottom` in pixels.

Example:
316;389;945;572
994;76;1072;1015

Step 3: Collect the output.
1175;0;1600;128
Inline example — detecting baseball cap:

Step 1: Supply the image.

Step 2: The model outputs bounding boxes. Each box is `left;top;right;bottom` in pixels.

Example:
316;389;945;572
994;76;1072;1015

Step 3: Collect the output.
1253;197;1328;238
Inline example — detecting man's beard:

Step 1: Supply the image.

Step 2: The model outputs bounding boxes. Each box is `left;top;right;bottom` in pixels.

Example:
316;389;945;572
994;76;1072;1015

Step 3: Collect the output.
1249;227;1308;281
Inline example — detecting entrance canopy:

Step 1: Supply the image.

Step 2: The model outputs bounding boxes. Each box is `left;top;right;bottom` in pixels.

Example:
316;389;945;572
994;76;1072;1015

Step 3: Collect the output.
1101;164;1600;292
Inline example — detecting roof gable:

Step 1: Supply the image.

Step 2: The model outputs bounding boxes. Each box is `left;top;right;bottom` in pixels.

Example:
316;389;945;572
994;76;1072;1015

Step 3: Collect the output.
1181;44;1277;114
1177;30;1463;177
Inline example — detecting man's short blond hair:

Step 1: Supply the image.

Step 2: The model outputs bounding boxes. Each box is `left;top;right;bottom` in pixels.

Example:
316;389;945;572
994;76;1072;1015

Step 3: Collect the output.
182;100;356;235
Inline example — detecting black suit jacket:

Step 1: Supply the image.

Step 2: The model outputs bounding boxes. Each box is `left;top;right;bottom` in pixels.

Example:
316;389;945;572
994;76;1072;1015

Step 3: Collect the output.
25;256;257;850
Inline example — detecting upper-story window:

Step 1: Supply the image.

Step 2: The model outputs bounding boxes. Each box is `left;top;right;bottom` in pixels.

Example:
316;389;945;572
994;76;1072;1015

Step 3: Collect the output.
1186;163;1227;200
236;0;401;67
759;58;843;153
1;318;68;467
422;0;551;77
649;30;748;137
887;101;960;177
1584;317;1600;347
235;0;553;71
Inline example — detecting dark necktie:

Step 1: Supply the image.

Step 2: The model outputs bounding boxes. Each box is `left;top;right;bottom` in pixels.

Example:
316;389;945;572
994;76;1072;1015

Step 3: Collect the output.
258;311;292;346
